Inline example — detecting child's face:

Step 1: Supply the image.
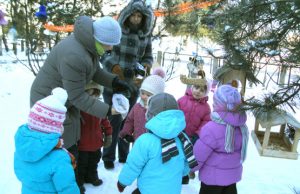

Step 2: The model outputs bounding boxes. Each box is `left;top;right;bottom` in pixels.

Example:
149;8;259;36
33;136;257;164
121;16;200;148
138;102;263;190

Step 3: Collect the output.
191;85;207;100
140;90;153;106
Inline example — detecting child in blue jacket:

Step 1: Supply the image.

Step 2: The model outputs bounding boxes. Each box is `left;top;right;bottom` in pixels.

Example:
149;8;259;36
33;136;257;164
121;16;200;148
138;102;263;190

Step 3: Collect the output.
117;93;197;194
14;88;79;194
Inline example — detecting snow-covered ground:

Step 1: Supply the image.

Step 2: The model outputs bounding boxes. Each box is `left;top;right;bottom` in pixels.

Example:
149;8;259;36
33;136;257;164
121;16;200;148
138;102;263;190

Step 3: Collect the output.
1;43;300;194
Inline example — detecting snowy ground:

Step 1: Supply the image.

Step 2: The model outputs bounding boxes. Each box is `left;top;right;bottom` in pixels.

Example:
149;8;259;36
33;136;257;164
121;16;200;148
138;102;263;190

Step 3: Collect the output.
1;46;300;194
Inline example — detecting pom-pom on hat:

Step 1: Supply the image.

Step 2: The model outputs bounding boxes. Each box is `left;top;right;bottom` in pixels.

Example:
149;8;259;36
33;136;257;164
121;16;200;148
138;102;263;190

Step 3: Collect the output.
146;93;178;121
140;67;166;95
93;16;121;46
35;4;47;19
28;87;68;135
213;84;241;112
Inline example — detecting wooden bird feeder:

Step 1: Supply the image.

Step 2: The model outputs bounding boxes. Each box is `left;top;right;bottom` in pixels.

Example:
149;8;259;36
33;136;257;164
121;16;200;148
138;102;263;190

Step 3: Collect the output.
251;110;300;160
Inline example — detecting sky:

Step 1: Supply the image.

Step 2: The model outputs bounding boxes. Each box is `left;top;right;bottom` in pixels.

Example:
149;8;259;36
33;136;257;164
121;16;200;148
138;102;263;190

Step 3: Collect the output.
0;39;300;194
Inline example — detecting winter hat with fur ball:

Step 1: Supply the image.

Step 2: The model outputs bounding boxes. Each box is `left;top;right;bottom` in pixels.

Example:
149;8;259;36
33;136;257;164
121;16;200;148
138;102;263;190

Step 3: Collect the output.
213;84;241;112
93;16;121;45
28;87;68;135
140;67;166;95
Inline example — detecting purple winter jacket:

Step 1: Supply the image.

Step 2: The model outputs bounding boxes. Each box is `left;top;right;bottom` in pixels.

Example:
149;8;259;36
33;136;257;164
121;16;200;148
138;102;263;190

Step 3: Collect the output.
177;89;211;137
193;111;248;186
119;103;147;140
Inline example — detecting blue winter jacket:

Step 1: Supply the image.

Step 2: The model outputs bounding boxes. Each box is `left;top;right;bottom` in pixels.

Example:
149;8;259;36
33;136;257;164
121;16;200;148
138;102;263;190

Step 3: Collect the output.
14;124;79;194
118;110;190;194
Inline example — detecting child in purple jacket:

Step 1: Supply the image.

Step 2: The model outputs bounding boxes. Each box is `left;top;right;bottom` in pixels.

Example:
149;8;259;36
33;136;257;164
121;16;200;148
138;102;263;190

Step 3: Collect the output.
193;85;249;194
119;67;165;143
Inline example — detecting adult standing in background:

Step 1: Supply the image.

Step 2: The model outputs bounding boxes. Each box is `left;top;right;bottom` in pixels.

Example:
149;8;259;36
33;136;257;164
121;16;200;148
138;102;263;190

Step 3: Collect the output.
30;15;131;193
101;0;154;169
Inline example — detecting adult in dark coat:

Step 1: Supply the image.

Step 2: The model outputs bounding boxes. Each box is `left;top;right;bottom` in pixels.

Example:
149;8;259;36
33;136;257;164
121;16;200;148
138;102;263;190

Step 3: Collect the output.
30;15;130;193
101;0;154;170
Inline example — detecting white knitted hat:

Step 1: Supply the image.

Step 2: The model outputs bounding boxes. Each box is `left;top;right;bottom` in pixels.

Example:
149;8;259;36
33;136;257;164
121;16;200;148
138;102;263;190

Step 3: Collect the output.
140;75;165;95
93;16;121;45
28;87;68;135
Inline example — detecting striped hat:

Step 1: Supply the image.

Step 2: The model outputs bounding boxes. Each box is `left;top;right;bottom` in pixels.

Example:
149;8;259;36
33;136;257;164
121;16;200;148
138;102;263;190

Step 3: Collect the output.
28;87;68;135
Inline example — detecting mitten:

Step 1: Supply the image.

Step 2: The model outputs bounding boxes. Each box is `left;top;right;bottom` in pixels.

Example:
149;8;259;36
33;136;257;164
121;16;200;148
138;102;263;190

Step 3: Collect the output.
103;135;112;148
189;171;196;179
117;181;126;192
123;135;134;143
112;64;125;80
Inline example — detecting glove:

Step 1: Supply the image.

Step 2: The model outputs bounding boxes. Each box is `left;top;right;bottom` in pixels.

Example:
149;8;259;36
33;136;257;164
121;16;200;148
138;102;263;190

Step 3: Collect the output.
112;77;132;95
112;64;125;80
117;181;126;192
189;171;196;179
103;135;112;148
123;135;134;143
143;64;151;76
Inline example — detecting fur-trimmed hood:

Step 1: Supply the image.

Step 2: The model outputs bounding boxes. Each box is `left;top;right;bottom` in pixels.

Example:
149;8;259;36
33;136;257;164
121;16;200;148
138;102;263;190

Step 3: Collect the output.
118;0;153;37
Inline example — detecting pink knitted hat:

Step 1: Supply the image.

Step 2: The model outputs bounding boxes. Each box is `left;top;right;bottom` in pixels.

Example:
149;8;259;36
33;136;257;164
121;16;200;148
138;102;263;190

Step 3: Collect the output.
28;88;68;135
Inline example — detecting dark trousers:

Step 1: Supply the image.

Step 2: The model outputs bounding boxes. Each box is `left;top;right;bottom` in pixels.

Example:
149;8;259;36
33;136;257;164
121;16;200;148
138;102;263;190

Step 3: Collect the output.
102;87;138;162
102;89;132;162
200;182;237;194
77;149;101;184
67;144;79;185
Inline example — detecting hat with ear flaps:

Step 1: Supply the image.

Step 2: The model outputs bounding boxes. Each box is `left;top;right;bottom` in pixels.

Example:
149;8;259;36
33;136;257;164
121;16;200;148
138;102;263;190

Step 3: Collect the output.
180;70;208;87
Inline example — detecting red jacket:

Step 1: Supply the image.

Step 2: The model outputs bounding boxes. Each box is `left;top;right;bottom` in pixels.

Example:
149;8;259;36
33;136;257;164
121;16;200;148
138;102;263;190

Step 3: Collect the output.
78;111;112;151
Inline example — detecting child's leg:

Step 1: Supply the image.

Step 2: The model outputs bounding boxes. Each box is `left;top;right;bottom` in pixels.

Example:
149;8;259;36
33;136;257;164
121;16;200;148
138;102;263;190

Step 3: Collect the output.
86;149;102;186
77;151;89;186
199;182;237;194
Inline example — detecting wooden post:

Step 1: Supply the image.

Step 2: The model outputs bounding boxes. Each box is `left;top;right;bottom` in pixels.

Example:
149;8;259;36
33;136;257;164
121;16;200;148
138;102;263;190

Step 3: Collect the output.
254;119;259;133
279;124;285;137
292;129;300;152
279;65;287;86
156;51;162;66
21;39;24;52
262;127;271;150
13;43;17;55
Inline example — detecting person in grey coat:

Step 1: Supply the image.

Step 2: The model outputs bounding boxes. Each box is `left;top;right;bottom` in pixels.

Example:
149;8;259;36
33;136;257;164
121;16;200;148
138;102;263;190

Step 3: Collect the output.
30;16;131;194
101;0;154;170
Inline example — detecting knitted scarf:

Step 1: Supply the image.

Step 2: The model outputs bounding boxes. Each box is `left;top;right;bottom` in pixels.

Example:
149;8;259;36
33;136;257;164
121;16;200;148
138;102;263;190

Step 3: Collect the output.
211;112;248;163
54;139;77;169
161;132;197;168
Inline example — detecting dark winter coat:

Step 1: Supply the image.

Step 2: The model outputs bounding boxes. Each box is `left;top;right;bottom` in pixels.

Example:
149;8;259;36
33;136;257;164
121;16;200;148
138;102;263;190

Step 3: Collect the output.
78;112;112;151
101;0;154;72
30;16;116;149
177;89;211;137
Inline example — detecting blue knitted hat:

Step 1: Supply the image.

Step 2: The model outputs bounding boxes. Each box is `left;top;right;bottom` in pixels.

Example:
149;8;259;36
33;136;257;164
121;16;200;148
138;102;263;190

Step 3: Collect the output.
93;16;121;45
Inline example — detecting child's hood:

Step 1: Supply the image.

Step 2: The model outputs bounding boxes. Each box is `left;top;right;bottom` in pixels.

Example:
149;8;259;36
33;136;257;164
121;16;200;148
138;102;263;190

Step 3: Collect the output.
14;124;60;162
145;110;186;139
